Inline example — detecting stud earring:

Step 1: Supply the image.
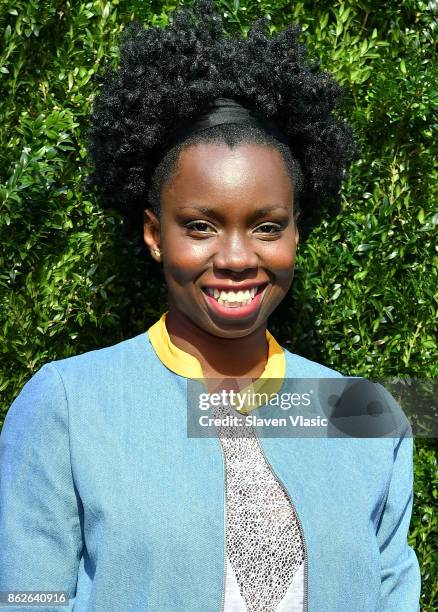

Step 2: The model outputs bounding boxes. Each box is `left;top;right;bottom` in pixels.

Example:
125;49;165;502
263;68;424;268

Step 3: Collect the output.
153;248;161;256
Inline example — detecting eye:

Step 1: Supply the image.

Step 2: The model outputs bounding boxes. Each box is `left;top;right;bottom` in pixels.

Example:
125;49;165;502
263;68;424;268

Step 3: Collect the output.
254;223;283;234
185;220;216;233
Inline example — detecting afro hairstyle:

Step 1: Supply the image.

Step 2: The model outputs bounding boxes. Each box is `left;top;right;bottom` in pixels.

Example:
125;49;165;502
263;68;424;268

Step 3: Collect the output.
85;0;358;247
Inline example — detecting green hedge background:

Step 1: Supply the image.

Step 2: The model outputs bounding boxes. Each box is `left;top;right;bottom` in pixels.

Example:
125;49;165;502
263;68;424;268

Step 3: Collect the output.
0;0;436;608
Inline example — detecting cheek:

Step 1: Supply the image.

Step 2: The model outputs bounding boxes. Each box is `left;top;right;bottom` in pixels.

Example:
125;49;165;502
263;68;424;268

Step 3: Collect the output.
264;240;297;285
162;238;210;287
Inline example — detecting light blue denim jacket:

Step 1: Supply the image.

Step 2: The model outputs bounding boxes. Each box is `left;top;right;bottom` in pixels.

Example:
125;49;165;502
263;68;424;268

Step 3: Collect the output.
0;327;421;611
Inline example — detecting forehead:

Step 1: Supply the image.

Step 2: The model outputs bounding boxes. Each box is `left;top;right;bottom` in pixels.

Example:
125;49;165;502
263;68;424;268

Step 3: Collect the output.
161;142;293;211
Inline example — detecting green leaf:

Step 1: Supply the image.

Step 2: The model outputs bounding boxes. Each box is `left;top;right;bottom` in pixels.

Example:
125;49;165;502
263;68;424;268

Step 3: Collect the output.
331;287;342;300
102;3;110;20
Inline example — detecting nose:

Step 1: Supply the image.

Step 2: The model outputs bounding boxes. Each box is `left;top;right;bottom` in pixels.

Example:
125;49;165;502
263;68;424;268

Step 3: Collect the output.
213;231;259;273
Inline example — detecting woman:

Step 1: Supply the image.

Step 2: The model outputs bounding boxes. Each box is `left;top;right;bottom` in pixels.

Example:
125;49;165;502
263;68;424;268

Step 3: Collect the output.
0;1;420;610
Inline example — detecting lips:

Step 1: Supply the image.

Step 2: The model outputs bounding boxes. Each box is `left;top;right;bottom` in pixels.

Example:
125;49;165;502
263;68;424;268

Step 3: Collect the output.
201;283;268;320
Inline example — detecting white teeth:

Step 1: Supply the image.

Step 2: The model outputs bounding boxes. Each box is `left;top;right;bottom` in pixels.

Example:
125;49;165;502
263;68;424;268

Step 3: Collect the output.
205;286;263;307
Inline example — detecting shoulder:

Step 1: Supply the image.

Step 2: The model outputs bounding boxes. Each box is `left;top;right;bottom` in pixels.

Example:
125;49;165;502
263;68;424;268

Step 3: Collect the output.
50;331;152;375
281;348;412;442
282;346;345;378
3;333;151;418
32;331;164;399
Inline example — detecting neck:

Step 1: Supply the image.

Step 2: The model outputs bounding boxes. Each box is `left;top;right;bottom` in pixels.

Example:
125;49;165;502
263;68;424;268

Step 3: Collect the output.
165;306;269;379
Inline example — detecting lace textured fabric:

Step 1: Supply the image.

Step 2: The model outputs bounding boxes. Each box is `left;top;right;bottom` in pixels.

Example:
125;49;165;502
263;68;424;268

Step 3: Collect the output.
213;401;305;612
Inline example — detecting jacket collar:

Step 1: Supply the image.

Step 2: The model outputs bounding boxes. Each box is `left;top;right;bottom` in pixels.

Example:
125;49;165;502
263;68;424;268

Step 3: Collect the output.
147;311;285;412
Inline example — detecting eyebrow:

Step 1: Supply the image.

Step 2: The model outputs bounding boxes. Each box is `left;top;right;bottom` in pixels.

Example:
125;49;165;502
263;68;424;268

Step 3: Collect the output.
179;204;290;221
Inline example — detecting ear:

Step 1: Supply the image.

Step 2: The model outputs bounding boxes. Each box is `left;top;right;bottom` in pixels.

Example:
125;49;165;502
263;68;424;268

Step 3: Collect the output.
292;205;300;247
143;209;161;262
294;224;299;247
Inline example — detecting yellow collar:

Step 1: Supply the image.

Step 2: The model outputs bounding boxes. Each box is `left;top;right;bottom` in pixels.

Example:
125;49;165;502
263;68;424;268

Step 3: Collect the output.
147;311;285;413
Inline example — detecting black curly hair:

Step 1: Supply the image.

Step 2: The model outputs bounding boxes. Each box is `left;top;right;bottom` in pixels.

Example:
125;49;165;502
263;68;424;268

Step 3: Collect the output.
85;0;358;248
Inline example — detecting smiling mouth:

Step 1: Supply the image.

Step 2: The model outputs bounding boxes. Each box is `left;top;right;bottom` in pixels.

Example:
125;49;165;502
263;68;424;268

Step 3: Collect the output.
201;284;268;308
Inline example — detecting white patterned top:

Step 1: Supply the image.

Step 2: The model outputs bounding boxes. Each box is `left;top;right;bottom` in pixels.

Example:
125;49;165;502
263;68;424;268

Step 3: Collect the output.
213;402;305;612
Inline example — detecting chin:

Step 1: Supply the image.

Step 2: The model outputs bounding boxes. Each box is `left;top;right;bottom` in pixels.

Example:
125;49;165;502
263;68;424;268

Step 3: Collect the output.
206;313;268;337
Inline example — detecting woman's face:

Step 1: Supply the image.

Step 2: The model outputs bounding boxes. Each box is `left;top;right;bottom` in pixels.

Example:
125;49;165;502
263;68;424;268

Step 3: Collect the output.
144;142;299;339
